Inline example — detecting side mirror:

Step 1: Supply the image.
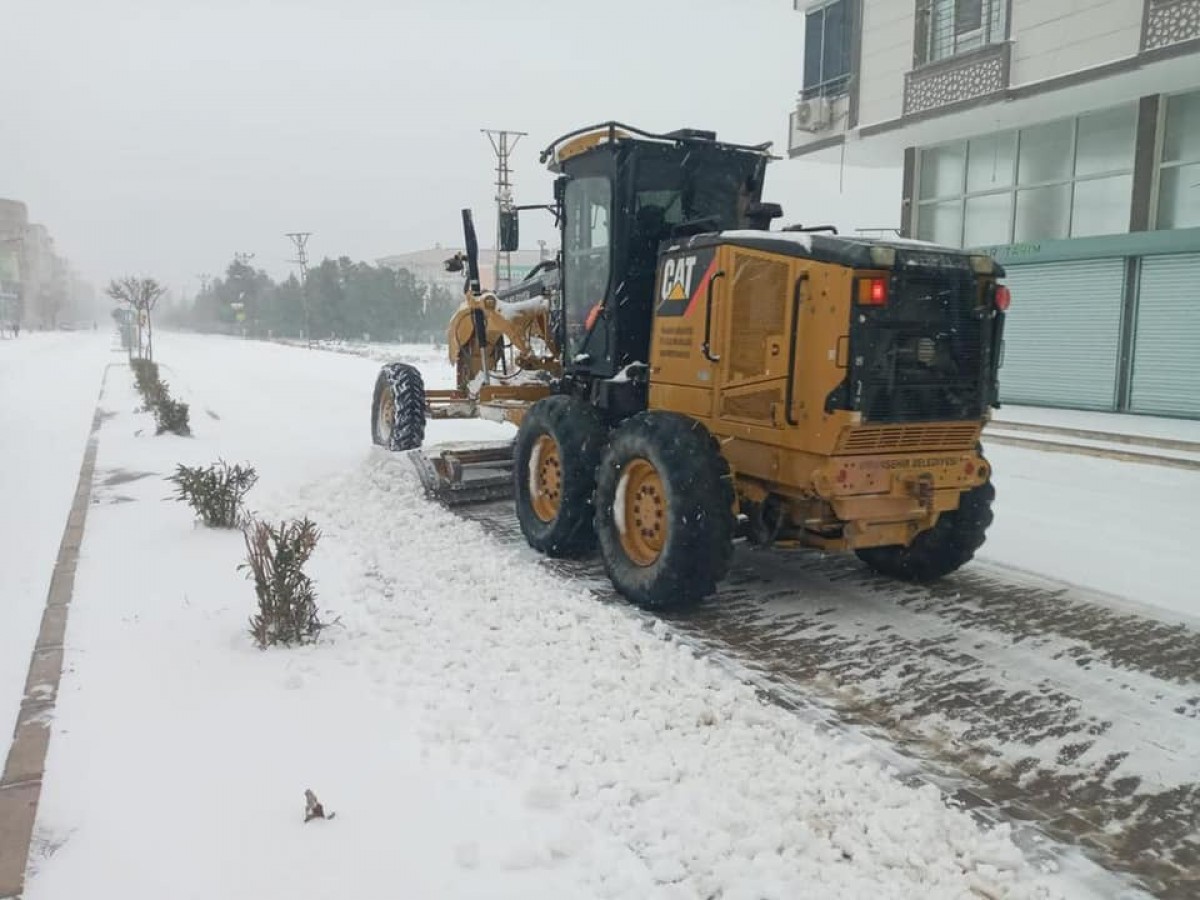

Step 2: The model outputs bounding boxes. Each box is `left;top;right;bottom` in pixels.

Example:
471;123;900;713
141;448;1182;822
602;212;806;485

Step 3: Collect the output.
553;175;568;204
499;209;520;252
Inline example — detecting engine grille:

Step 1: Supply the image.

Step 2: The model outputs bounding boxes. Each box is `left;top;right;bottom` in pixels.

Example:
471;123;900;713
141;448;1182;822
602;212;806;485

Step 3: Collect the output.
836;423;981;454
852;266;991;424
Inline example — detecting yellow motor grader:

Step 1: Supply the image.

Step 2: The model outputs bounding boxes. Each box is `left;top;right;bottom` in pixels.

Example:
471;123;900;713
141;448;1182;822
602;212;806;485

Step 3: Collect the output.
371;122;1010;610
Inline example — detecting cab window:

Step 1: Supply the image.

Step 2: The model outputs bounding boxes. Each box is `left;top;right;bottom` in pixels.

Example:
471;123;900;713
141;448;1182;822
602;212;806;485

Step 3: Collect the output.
563;176;611;358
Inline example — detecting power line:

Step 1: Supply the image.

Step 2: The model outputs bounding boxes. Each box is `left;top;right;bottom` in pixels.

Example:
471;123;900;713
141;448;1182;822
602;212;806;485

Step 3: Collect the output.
482;128;527;291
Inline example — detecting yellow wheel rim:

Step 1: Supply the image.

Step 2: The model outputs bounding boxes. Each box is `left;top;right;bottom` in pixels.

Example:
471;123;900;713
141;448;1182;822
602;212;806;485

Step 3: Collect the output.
620;458;667;567
530;434;563;523
378;389;395;438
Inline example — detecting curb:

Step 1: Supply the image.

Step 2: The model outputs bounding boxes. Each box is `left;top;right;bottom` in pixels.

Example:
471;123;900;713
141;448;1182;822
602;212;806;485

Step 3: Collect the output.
0;373;106;899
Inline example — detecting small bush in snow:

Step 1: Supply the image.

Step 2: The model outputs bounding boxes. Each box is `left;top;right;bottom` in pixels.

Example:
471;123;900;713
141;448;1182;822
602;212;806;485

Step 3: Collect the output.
131;358;162;408
130;358;190;434
242;517;324;649
168;460;258;528
152;388;191;436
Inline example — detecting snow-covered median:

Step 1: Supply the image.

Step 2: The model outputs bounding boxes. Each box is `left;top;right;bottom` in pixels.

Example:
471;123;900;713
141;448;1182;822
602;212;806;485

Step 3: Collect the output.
26;334;1086;898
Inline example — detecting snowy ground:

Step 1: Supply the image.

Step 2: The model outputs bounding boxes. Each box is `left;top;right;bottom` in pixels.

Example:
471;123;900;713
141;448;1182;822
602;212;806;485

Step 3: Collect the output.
980;444;1199;622
0;332;111;751
9;332;1135;898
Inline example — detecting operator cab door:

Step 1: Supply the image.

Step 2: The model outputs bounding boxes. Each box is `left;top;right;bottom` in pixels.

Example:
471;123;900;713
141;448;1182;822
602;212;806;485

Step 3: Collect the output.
562;174;614;370
715;248;797;429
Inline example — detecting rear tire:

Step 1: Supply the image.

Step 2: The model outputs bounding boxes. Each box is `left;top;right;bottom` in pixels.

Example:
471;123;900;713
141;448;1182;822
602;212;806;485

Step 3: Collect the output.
372;362;426;451
594;412;734;610
514;395;607;557
856;480;995;582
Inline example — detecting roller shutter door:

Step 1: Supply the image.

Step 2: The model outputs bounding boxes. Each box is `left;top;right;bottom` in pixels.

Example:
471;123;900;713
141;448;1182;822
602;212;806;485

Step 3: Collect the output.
999;259;1124;410
1131;253;1200;418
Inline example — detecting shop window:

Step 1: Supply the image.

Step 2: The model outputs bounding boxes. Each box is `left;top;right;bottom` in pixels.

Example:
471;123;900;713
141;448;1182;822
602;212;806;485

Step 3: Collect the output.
964;192;1012;246
966;132;1015;192
1158;91;1200;229
916;104;1136;247
1072;175;1135;237
1018;119;1074;186
1015;185;1071;242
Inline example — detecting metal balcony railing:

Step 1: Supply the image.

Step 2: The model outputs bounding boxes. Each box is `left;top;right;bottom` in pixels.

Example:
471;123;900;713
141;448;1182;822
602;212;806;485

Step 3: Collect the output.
914;0;1008;67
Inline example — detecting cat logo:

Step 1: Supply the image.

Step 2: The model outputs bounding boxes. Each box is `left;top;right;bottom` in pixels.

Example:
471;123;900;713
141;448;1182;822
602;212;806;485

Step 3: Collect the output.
656;247;716;318
660;255;698;304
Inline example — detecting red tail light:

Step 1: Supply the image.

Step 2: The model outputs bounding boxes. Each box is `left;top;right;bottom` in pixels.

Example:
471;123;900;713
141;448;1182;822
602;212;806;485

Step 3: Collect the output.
995;285;1011;312
858;277;888;306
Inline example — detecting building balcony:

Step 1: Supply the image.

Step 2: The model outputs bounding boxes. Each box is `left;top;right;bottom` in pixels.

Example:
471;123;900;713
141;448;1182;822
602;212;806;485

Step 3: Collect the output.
1143;0;1200;52
903;41;1011;118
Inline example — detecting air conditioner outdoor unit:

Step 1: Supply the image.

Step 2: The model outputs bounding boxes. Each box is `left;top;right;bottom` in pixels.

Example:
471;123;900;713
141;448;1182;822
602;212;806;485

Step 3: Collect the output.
794;96;833;133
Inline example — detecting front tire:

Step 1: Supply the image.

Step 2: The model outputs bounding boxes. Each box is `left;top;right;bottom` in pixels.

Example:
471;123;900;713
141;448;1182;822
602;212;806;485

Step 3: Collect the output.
372;362;426;451
594;412;734;610
514;395;607;557
856;479;995;582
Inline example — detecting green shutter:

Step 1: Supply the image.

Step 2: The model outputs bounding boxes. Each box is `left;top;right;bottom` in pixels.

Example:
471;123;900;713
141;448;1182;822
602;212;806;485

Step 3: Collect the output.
1130;253;1200;418
999;259;1124;410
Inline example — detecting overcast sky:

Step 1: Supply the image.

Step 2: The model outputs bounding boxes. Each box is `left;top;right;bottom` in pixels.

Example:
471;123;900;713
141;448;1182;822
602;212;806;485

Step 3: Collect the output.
1;0;899;296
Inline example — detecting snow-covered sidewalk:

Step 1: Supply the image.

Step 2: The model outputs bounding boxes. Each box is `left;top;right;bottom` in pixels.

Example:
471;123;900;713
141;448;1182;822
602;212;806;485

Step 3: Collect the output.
993;404;1200;445
21;333;1103;899
0;332;112;747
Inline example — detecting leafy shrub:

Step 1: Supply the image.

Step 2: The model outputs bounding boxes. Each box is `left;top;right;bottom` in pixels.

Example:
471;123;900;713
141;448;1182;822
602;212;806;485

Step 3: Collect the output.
131;357;158;389
130;358;191;435
131;358;163;408
168;460;258;527
152;388;191;436
242;517;324;649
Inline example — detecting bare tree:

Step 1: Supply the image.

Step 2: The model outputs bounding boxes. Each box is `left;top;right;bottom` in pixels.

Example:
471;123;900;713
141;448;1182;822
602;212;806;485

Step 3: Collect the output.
107;276;167;360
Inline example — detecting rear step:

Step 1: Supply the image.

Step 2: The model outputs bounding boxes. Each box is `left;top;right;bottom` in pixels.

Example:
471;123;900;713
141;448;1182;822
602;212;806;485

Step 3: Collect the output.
406;442;516;506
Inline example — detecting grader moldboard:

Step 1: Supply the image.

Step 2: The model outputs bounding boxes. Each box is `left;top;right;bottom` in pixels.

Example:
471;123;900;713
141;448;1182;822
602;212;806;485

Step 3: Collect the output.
371;122;1010;610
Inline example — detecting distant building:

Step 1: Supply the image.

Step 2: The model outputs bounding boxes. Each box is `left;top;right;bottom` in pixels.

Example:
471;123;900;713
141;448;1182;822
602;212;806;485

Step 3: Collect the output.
790;0;1200;418
0;199;26;325
377;243;554;293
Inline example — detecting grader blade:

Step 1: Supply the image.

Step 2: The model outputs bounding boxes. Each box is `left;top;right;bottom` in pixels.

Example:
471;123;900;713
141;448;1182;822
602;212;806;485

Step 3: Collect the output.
407;442;516;506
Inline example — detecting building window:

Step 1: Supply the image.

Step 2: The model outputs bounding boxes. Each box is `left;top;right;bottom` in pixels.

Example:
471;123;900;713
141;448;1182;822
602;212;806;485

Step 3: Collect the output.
916;104;1137;247
803;0;853;99
916;0;1006;66
1158;90;1200;230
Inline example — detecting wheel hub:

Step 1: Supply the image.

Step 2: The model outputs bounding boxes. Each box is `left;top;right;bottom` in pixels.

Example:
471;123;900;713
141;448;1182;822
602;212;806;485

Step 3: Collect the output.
530;434;563;523
377;389;395;440
620;458;666;567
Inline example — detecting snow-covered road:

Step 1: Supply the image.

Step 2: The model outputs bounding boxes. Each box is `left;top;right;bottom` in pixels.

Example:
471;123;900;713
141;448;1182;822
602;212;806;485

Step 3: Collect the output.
8;331;1193;897
468;501;1199;895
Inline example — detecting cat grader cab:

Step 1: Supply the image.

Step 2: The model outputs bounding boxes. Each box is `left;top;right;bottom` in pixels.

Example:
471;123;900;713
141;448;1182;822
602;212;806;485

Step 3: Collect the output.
371;122;1010;610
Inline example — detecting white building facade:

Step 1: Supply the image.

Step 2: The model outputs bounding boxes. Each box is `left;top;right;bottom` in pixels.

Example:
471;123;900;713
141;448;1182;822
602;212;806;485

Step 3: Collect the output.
791;0;1200;418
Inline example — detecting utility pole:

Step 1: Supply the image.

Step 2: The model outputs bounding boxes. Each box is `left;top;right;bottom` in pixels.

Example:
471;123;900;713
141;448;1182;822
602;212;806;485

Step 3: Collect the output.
482;128;527;291
285;232;312;347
